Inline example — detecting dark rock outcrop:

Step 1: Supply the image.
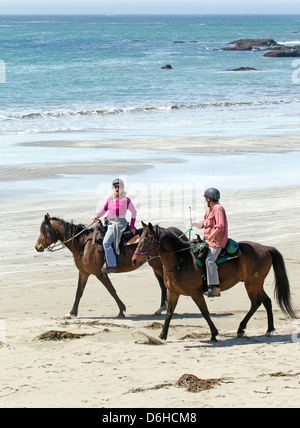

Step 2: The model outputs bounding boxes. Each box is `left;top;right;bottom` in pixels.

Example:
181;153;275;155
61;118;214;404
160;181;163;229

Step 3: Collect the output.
223;38;278;51
232;38;278;47
263;46;300;57
223;41;253;51
232;67;257;71
223;38;300;57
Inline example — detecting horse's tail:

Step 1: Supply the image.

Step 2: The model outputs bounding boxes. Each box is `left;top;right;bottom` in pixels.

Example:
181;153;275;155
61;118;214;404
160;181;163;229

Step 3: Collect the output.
268;246;297;319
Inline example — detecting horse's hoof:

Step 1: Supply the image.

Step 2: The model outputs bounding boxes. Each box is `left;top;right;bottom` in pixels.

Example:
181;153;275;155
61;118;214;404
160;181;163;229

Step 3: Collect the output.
265;330;274;337
237;331;245;338
64;313;75;319
117;313;126;319
154;306;166;315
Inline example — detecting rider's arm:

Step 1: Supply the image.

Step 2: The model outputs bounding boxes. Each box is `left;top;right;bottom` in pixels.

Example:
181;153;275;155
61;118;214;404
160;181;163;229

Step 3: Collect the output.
127;197;137;232
207;227;221;242
192;220;204;229
93;197;110;221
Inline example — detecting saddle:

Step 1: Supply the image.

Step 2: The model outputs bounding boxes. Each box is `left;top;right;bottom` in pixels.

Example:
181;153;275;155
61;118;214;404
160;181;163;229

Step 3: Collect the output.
92;220;141;252
191;235;241;293
191;236;242;267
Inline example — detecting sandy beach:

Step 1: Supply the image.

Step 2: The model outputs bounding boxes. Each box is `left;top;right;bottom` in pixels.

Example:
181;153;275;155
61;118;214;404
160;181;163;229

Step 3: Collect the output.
0;135;299;409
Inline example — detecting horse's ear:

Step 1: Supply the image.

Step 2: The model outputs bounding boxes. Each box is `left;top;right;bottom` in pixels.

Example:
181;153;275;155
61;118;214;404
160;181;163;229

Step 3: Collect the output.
141;221;147;229
148;222;154;233
45;213;51;222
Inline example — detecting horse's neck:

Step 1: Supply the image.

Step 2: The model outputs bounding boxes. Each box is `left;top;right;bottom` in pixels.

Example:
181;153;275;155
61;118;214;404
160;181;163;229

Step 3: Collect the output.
51;220;79;254
159;238;182;271
160;237;194;273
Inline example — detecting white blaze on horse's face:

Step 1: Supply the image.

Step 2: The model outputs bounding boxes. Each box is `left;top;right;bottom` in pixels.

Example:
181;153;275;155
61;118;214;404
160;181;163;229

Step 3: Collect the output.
35;223;49;252
35;215;56;252
35;233;45;252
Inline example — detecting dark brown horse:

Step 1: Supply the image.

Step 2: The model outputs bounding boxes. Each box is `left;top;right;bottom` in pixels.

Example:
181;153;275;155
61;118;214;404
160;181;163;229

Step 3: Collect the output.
132;222;297;341
35;214;182;318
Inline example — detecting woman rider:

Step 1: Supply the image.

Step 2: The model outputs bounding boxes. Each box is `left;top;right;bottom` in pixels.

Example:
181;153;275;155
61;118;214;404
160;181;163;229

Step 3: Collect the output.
93;179;137;274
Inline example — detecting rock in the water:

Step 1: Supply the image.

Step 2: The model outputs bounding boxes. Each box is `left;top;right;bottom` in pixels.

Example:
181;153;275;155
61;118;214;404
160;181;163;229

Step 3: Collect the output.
223;37;300;58
232;67;257;71
223;38;278;51
232;38;278;47
264;46;300;57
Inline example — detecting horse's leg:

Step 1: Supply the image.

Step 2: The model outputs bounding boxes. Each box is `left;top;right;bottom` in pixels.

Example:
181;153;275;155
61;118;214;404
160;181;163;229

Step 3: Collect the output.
261;290;275;336
65;270;90;319
96;273;126;318
159;290;179;340
191;291;218;341
237;282;262;337
154;272;167;315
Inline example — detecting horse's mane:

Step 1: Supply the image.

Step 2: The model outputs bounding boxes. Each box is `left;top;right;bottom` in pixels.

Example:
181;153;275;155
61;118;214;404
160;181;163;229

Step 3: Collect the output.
50;217;91;240
155;225;192;254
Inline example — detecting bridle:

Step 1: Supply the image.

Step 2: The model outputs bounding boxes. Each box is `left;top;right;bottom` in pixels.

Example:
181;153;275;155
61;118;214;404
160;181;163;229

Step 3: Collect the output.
40;220;95;252
134;230;161;262
39;222;61;252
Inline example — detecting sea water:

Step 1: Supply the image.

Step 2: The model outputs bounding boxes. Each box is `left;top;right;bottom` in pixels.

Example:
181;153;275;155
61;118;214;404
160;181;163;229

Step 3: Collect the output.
0;14;300;197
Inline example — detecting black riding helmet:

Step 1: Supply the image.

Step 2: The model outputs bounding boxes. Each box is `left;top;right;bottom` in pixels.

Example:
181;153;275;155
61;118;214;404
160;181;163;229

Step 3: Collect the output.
204;188;220;201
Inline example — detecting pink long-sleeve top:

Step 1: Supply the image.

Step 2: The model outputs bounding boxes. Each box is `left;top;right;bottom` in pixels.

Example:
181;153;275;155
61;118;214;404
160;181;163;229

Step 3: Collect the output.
97;195;137;230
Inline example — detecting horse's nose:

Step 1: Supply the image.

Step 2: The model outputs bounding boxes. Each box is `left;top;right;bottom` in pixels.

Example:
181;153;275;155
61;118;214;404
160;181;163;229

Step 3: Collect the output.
132;257;137;267
35;240;44;252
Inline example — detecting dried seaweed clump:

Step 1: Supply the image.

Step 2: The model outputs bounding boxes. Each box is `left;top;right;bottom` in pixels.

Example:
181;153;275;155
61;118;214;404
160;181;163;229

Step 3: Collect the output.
146;322;163;330
175;374;222;393
33;330;93;341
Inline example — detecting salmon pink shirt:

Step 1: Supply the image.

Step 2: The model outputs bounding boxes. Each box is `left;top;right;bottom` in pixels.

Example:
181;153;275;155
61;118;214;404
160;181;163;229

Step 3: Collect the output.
97;195;137;230
198;202;228;248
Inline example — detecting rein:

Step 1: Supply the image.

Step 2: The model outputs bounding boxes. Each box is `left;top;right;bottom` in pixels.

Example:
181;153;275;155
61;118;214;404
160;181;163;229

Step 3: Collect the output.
134;227;208;262
44;221;95;252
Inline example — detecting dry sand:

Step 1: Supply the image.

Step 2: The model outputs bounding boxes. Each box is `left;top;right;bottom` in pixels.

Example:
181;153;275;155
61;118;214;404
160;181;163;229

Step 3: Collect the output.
0;137;300;408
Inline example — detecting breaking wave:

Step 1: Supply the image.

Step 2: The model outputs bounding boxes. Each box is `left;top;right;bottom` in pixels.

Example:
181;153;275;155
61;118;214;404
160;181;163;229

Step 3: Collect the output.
1;98;300;121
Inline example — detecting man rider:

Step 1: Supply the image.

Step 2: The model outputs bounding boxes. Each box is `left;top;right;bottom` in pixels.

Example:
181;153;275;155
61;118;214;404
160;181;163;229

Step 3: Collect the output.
192;188;228;297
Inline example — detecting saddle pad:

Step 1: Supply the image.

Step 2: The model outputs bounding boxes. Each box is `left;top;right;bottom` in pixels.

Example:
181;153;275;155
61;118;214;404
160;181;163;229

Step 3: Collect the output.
195;248;242;267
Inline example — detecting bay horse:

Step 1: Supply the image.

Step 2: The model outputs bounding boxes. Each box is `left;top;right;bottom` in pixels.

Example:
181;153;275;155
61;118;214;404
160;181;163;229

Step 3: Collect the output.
132;222;297;341
35;214;181;318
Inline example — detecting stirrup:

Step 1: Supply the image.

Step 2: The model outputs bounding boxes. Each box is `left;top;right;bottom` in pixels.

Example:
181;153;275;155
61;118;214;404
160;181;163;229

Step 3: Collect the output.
101;264;116;274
